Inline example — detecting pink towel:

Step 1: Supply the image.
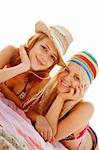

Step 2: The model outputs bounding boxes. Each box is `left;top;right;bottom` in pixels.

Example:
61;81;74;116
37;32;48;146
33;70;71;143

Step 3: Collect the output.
0;92;67;150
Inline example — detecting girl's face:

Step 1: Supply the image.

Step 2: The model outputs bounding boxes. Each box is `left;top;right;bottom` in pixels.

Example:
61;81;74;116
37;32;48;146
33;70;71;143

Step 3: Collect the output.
57;62;83;93
28;37;58;71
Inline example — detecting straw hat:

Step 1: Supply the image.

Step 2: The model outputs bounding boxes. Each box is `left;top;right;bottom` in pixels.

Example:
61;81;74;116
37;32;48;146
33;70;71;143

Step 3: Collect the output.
35;21;73;66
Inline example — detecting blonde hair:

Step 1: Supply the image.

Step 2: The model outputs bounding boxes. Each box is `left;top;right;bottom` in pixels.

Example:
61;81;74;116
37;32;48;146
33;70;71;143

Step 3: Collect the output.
67;62;90;92
27;62;91;119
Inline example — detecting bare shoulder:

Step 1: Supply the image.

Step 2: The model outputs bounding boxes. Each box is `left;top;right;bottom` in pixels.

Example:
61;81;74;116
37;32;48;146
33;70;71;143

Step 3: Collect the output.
0;45;19;68
74;101;94;118
0;45;18;53
79;101;94;111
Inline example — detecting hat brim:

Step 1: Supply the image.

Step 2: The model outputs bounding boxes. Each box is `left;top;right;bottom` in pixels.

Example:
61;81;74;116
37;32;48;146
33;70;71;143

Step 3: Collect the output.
35;21;66;66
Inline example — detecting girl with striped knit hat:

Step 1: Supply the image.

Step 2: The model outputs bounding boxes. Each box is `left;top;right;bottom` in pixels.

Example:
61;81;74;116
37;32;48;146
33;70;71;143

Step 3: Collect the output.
29;51;98;150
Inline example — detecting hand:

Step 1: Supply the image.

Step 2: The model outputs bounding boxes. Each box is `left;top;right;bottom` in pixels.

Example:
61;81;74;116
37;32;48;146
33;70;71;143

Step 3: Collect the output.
58;85;84;102
19;45;31;72
35;115;53;142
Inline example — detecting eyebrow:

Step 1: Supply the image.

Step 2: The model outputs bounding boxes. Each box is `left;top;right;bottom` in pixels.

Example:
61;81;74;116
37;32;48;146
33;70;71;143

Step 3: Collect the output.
66;66;80;77
45;44;57;58
74;73;80;77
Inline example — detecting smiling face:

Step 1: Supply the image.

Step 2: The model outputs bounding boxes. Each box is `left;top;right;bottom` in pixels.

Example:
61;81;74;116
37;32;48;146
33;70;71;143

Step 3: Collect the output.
57;62;85;93
28;37;58;71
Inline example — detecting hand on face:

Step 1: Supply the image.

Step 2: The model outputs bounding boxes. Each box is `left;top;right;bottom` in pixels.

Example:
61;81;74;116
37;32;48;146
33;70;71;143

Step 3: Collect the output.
19;45;31;71
28;38;58;71
58;84;84;102
35;115;54;142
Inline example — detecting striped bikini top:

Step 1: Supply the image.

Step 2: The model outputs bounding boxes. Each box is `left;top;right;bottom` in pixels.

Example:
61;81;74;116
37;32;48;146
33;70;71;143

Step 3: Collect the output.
16;79;29;100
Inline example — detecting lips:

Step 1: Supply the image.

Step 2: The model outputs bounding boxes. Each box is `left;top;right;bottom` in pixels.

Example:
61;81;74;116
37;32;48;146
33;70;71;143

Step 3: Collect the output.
61;79;71;88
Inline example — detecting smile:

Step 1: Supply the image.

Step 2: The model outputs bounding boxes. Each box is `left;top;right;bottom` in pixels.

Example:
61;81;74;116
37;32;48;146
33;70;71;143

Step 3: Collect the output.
36;56;45;66
61;80;71;88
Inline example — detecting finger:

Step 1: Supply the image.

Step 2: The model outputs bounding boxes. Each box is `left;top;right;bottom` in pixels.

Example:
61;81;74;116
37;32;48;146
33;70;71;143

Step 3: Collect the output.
47;129;53;142
75;87;79;94
72;87;80;100
2;65;7;70
43;130;48;141
51;136;56;143
40;131;44;138
81;86;84;97
70;88;74;95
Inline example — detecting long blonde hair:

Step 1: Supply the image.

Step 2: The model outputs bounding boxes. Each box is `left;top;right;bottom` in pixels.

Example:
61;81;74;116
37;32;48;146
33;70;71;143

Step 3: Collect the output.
27;62;91;119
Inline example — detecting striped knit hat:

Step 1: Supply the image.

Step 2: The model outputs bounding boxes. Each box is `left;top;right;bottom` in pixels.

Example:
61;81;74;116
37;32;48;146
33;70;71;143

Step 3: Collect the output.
68;51;98;83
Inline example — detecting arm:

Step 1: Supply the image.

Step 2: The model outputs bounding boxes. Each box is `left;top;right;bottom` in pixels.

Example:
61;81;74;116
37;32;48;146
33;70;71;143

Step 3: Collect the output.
0;45;30;83
55;102;94;141
45;94;64;136
45;86;85;137
0;63;28;83
25;109;40;123
26;109;53;142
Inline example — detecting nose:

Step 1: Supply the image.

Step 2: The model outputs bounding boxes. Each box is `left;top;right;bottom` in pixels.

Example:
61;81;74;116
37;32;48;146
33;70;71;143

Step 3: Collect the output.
39;55;47;64
63;74;72;83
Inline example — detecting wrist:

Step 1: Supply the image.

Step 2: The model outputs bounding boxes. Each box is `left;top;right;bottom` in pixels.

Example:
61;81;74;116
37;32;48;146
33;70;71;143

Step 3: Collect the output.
57;93;65;102
36;115;44;122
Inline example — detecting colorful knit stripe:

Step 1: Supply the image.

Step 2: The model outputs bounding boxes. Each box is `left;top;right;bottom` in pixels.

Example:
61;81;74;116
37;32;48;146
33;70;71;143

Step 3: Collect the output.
74;55;94;80
69;58;92;83
74;54;96;78
82;51;98;66
79;52;98;73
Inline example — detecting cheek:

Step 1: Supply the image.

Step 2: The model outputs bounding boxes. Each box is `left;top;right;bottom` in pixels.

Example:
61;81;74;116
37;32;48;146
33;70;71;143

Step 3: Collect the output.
29;54;34;63
28;49;35;58
72;81;80;88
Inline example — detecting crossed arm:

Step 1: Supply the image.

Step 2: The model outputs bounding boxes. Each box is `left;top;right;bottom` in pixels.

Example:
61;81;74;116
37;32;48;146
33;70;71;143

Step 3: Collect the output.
45;95;94;141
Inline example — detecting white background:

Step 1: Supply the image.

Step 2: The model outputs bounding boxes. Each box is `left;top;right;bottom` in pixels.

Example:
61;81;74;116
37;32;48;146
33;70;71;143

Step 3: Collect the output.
0;0;99;138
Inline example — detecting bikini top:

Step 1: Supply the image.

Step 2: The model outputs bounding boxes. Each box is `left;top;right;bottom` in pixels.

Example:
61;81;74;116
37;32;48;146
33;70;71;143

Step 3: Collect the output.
61;125;88;141
16;72;50;100
16;79;29;100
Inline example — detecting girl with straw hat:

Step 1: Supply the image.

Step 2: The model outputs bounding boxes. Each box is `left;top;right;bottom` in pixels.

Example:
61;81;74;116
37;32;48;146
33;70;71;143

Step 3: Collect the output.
0;21;73;110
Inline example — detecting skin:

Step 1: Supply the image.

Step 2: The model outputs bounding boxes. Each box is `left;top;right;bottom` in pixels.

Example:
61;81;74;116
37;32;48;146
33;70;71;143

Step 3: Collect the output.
34;62;94;149
0;36;58;109
57;63;83;94
28;37;58;71
0;37;58;83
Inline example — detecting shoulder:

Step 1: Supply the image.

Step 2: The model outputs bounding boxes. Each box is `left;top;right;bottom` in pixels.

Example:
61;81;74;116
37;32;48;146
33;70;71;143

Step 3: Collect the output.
74;101;94;118
79;101;94;111
5;45;18;53
0;45;18;54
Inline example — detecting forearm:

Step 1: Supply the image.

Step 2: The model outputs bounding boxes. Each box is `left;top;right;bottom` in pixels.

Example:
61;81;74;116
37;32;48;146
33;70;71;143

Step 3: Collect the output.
0;63;26;83
25;109;40;123
45;95;64;136
55;102;94;141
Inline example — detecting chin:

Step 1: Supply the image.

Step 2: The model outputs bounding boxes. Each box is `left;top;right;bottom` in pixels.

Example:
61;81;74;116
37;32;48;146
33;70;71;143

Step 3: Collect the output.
31;65;45;71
